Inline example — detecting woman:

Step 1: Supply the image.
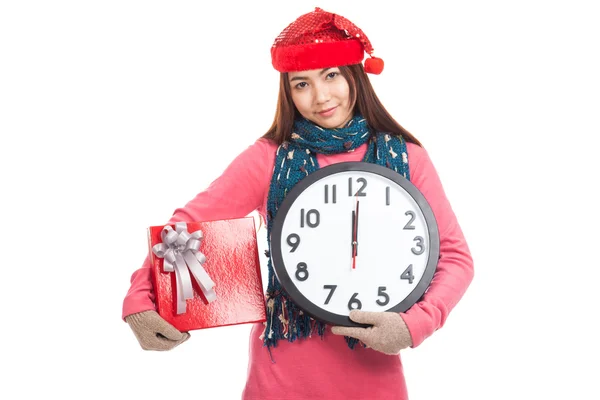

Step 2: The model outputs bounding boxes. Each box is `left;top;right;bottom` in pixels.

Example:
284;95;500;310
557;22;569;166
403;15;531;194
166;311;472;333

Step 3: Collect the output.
123;7;474;399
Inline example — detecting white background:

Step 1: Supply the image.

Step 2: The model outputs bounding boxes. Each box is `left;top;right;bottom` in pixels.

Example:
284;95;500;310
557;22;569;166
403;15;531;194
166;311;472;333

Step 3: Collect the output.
1;1;598;399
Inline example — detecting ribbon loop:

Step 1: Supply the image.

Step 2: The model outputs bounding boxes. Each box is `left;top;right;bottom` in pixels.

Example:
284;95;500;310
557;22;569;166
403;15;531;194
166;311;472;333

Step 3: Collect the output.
186;238;201;252
152;222;217;314
152;243;168;258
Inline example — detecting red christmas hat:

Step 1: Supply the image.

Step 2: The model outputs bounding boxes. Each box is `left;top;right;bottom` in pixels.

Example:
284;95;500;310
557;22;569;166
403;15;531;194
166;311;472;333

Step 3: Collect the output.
271;7;384;75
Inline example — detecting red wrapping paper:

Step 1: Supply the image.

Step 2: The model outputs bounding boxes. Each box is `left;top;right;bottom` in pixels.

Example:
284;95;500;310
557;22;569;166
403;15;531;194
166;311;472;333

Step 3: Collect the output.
148;217;266;331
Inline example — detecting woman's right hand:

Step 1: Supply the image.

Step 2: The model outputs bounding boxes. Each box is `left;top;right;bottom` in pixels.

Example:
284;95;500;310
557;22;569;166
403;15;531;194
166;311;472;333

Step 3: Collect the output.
125;310;190;351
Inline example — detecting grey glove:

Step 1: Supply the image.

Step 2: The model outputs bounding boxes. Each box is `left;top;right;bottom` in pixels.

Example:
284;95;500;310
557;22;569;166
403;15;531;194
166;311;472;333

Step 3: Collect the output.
126;310;190;351
331;310;413;355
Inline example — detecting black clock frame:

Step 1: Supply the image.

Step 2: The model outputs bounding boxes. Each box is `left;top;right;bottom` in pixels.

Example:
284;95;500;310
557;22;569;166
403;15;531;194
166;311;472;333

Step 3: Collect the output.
270;161;440;327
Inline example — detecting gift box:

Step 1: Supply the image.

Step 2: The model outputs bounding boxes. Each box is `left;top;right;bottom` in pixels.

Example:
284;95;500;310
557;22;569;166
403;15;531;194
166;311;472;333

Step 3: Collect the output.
148;216;266;332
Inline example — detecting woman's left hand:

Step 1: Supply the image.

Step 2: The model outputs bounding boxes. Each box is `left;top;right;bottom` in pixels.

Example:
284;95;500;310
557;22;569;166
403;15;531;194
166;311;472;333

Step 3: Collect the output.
331;310;413;355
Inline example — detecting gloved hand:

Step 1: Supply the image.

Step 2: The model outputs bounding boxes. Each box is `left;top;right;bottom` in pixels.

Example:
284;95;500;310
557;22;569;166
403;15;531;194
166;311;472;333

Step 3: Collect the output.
126;310;190;351
331;310;413;355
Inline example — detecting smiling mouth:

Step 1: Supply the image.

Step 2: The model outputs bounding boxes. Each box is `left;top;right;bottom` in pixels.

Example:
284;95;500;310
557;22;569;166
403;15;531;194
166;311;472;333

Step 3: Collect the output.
318;106;337;115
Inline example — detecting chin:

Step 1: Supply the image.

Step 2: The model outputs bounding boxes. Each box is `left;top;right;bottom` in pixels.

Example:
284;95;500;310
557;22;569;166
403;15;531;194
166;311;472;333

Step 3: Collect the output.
318;120;341;129
319;116;350;129
305;110;351;129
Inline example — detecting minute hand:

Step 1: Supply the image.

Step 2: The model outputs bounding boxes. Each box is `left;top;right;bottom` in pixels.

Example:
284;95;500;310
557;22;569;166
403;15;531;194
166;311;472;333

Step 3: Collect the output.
355;199;359;256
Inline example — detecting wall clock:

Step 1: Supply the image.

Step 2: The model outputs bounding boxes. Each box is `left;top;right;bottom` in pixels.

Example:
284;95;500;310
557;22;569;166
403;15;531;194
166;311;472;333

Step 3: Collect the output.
270;162;439;327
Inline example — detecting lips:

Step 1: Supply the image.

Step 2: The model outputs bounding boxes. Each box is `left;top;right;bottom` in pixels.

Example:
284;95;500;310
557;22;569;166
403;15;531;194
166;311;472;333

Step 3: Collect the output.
318;106;337;117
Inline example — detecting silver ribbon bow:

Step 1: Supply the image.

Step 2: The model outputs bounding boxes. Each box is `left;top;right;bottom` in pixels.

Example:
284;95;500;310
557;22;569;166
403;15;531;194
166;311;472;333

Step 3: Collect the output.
152;222;216;314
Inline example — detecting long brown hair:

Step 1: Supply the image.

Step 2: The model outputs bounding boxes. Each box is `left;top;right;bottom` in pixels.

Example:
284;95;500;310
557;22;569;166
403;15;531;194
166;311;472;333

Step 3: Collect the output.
261;63;422;147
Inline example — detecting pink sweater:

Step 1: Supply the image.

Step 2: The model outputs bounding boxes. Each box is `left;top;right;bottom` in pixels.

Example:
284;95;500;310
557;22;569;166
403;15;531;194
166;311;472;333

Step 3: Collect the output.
122;138;474;400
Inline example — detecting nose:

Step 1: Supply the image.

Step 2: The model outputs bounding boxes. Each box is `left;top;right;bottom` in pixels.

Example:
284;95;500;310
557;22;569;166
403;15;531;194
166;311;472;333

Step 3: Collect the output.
313;82;330;105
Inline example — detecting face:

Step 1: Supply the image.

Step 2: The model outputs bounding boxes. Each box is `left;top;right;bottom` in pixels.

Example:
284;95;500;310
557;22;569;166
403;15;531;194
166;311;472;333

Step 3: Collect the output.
288;67;354;129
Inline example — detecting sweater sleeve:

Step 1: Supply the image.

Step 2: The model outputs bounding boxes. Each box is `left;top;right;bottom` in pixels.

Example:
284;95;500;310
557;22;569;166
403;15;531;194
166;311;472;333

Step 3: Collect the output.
121;138;276;320
399;143;474;347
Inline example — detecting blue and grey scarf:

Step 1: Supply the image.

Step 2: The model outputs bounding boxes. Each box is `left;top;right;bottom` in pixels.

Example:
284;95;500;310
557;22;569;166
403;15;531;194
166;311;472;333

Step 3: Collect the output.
263;114;411;351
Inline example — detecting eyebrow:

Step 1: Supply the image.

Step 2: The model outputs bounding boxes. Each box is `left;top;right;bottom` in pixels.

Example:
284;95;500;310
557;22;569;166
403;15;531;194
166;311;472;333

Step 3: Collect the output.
289;68;332;82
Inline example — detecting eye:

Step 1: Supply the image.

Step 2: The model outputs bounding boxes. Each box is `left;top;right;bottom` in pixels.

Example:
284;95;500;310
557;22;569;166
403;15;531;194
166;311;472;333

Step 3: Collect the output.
326;71;339;79
295;82;308;89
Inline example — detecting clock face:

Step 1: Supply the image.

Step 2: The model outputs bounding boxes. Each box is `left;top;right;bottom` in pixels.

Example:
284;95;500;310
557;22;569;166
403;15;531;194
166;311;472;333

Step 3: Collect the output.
271;162;439;327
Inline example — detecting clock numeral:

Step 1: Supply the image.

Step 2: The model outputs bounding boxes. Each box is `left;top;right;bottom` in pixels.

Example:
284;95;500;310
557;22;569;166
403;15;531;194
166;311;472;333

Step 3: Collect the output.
376;286;390;306
295;262;309;281
323;285;337;305
324;184;337;204
412;236;424;255
401;264;415;284
403;211;416;230
300;208;320;228
348;177;368;197
348;293;362;310
386;186;390;206
287;233;300;252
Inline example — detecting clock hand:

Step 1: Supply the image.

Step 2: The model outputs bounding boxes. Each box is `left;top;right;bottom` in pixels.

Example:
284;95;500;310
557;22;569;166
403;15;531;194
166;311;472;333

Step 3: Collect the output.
351;195;360;269
355;198;359;257
352;209;357;269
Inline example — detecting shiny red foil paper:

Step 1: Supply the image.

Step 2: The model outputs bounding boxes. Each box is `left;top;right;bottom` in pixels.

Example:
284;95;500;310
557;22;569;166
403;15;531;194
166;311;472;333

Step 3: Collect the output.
148;217;266;331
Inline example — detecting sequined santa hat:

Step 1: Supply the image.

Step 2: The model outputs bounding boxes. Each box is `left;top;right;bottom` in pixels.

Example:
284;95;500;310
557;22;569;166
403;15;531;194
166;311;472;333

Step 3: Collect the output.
271;7;384;75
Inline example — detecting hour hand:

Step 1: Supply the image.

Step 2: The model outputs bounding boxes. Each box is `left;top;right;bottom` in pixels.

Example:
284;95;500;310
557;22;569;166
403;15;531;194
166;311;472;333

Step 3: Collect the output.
351;210;357;256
